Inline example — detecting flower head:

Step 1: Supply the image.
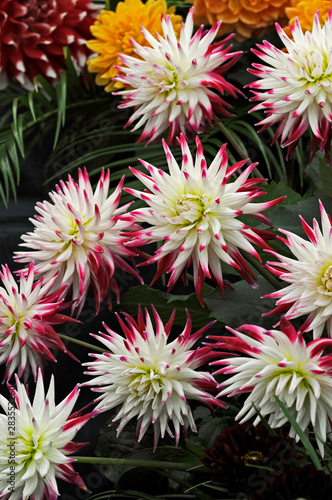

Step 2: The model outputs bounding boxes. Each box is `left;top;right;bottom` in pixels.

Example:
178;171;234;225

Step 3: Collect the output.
265;200;332;339
201;423;297;491
86;0;182;92
114;7;242;144
0;263;77;382
190;0;291;42
0;0;97;90
15;168;142;316
284;0;331;35
250;464;332;500
248;10;332;162
125;134;284;305
210;317;332;456
83;306;223;450
0;370;92;499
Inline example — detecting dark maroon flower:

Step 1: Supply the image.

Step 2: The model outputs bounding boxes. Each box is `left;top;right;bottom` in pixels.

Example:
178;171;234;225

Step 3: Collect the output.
201;423;297;492
249;464;332;500
0;0;97;89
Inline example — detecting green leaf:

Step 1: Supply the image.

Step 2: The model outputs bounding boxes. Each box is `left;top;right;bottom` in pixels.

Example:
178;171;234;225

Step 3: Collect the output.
274;396;323;470
267;194;332;237
28;91;37;122
12;98;25;157
53;71;67;148
117;285;213;328
203;276;277;329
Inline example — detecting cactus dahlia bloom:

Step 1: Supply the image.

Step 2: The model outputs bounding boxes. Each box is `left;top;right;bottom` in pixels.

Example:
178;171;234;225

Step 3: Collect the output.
86;0;182;92
210;317;332;457
248;10;332;162
264;201;332;340
190;0;291;42
0;0;97;90
0;370;92;499
0;263;77;382
83;307;224;450
114;7;242;144
15;169;142;316
125;135;284;305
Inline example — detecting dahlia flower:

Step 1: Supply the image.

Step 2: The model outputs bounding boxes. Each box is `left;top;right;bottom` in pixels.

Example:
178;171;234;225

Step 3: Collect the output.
15;169;141;316
114;7;242;144
211;317;332;456
83;306;223;450
264;200;332;339
0;370;92;500
0;0;97;90
87;0;182;92
250;464;332;500
248;10;332;162
284;0;331;36
0;263;76;382
190;0;291;42
201;423;296;490
125;135;284;305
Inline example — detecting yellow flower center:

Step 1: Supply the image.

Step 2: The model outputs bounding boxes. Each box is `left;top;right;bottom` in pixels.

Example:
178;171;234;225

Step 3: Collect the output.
321;265;332;292
128;367;164;399
176;194;209;224
242;450;264;465
298;45;331;83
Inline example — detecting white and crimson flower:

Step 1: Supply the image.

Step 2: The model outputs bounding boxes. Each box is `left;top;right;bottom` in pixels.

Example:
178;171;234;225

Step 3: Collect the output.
248;9;332;162
83;306;224;450
114;7;242;144
0;0;97;90
0;263;77;382
210;317;332;457
15;168;142;316
125;135;284;305
0;370;92;500
265;200;332;339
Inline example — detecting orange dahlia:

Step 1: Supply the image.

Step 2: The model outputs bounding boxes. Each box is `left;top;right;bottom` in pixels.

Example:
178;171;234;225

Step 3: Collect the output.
190;0;291;41
86;0;182;92
0;0;97;90
284;0;331;35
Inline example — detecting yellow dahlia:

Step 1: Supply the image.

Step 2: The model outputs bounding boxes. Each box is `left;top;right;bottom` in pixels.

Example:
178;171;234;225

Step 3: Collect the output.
190;0;291;41
284;0;331;36
86;0;182;92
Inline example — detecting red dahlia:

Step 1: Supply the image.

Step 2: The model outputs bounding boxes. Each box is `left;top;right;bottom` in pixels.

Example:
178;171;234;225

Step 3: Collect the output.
0;0;97;89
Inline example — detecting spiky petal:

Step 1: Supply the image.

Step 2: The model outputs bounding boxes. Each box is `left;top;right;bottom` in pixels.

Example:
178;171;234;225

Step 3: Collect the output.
0;369;92;499
83;306;223;450
15;168;142;316
0;263;77;382
264;200;332;339
210;317;332;457
114;7;242;144
248;9;332;162
124;134;284;305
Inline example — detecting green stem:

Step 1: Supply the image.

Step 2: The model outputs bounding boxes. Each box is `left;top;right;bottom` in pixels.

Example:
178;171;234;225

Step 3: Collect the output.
58;334;105;353
216;121;265;180
74;456;211;472
245;252;283;290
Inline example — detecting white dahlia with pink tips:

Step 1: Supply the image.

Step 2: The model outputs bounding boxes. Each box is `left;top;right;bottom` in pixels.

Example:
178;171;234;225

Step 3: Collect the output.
125;135;284;305
0;370;92;499
210;317;332;457
114;7;242;144
83;306;223;450
0;263;76;382
265;200;332;339
15;168;141;316
248;9;332;162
